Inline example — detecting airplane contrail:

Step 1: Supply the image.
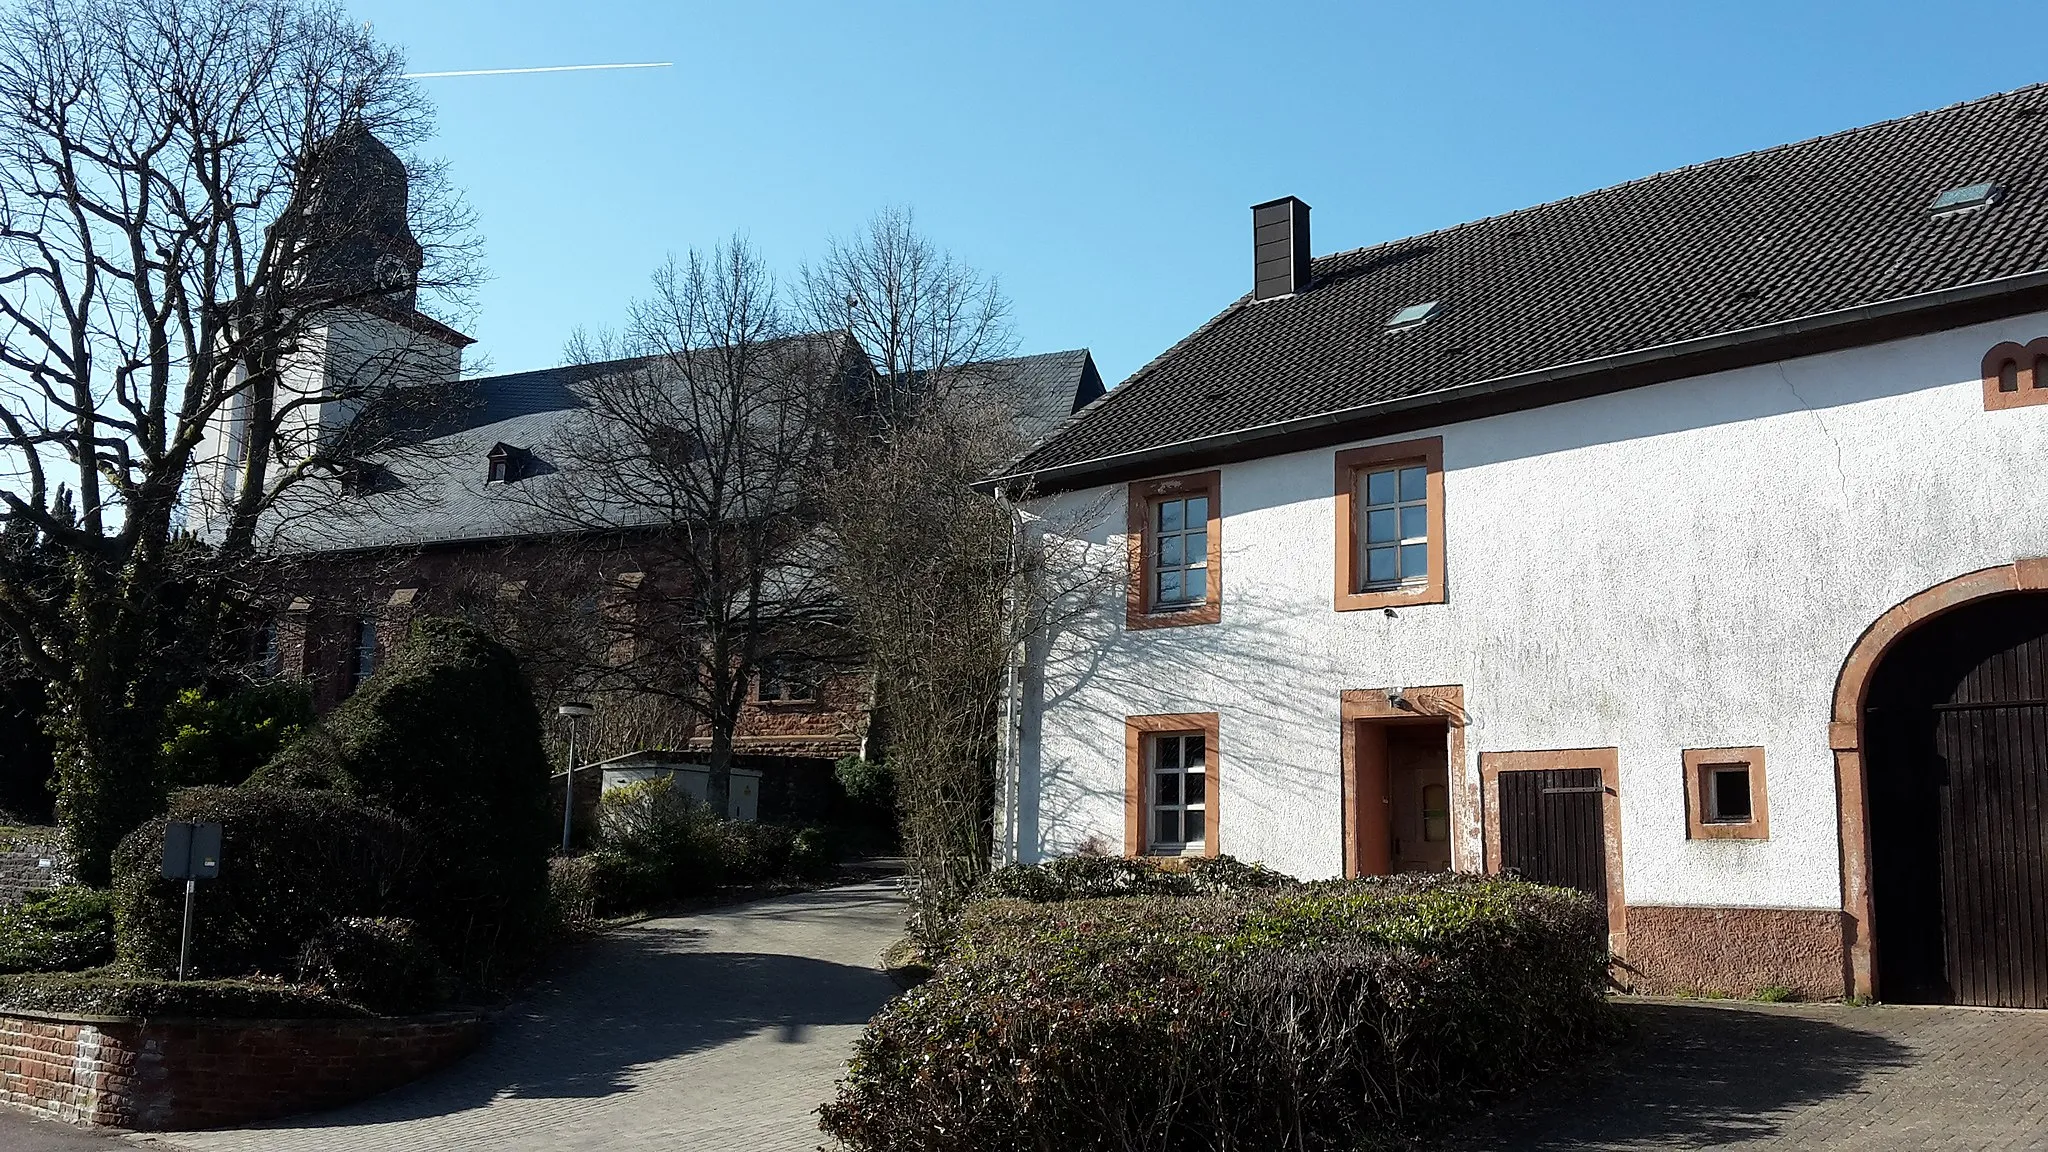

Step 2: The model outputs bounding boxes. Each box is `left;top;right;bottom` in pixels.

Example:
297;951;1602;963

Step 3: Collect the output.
402;62;672;79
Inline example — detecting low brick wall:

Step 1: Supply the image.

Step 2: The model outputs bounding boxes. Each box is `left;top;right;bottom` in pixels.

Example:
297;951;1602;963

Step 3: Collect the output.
1623;904;1847;1000
0;830;69;906
0;1007;487;1130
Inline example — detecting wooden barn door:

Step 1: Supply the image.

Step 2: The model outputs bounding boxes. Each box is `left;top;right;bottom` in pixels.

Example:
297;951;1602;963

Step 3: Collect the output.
1497;767;1608;903
1868;593;2048;1008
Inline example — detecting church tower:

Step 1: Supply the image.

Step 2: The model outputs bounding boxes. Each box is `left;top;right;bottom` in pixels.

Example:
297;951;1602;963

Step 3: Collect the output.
195;122;472;524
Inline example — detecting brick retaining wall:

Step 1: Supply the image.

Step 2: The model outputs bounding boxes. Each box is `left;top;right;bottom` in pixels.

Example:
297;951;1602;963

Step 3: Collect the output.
0;1008;487;1130
0;830;68;906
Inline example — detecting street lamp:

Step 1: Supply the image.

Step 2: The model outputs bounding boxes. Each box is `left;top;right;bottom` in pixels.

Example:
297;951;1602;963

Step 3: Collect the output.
558;701;595;853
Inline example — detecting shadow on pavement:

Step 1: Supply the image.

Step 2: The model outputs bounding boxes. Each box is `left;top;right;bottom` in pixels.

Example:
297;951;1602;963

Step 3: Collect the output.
248;928;897;1129
1438;1001;1913;1149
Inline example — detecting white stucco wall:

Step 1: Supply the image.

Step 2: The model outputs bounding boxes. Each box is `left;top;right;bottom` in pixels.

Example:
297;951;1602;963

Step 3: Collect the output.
1017;310;2048;911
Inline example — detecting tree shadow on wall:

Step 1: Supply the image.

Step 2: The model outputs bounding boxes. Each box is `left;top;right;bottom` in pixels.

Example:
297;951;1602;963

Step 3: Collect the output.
1433;1001;1913;1150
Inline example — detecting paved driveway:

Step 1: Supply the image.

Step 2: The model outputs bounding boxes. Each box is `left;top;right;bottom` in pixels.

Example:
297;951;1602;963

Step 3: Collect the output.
1441;998;2048;1150
140;878;904;1152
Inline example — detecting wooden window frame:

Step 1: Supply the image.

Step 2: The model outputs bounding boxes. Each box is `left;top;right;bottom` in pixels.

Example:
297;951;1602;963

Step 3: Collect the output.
1683;746;1769;840
1124;713;1220;858
1981;339;2048;411
754;656;820;706
1126;471;1221;629
1334;437;1446;611
1478;747;1626;947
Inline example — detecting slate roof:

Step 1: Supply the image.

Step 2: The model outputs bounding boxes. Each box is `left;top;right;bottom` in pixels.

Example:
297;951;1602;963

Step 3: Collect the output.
277;345;1102;553
1003;84;2048;484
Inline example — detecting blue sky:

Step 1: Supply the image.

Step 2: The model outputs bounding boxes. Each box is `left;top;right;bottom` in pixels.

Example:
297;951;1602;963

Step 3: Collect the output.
352;0;2048;385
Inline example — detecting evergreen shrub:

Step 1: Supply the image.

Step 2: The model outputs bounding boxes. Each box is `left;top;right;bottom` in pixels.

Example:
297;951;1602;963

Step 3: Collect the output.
296;916;449;1015
820;871;1612;1151
0;886;114;974
110;786;423;979
0;969;365;1018
254;618;553;986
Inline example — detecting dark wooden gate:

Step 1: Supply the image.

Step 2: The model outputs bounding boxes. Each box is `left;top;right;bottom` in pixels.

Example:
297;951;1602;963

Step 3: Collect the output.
1867;593;2048;1008
1497;767;1607;902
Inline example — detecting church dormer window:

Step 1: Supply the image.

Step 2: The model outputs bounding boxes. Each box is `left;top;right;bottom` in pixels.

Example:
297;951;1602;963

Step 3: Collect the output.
487;443;533;484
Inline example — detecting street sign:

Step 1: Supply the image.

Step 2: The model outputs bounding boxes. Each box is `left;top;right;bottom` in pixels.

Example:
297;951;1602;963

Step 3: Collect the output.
162;821;223;880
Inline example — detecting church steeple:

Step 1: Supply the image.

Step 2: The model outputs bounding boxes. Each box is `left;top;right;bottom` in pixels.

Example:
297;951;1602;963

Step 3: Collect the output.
294;120;424;310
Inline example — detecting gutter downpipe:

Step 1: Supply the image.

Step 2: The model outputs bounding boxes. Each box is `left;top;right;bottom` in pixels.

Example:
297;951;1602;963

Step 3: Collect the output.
982;267;2048;493
994;482;1025;867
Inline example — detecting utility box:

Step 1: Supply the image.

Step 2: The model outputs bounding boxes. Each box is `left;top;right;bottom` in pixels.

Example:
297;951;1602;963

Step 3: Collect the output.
597;755;761;822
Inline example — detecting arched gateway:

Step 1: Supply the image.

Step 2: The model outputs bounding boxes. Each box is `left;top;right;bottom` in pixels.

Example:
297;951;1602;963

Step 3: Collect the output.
1833;561;2048;1006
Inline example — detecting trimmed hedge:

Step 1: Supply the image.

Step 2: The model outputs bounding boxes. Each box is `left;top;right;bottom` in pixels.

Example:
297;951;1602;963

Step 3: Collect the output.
0;887;114;974
296;917;449;1016
820;871;1612;1151
0;969;367;1019
111;787;423;980
255;617;553;986
974;852;1292;903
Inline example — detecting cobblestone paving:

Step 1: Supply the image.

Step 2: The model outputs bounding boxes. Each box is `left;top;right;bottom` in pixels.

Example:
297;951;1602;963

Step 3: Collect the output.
136;879;904;1152
1441;998;2048;1150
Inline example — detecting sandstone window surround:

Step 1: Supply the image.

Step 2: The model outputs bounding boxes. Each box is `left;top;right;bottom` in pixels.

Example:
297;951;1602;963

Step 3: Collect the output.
1684;746;1769;840
1333;436;1445;612
1981;338;2048;411
1123;712;1221;858
1125;471;1221;629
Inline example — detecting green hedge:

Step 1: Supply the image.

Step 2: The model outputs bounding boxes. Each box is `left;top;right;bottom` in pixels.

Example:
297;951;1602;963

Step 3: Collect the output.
0;969;367;1019
820;871;1612;1151
255;617;553;987
111;787;423;980
0;887;114;974
296;917;449;1016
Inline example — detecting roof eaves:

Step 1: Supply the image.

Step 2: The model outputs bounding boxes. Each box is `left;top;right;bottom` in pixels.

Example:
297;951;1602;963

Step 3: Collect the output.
983;265;2048;494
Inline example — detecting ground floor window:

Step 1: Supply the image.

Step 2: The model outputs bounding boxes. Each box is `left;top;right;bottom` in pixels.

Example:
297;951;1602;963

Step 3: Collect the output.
1150;732;1207;853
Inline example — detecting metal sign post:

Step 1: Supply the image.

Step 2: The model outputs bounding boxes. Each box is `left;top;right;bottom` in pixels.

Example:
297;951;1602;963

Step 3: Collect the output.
161;821;223;981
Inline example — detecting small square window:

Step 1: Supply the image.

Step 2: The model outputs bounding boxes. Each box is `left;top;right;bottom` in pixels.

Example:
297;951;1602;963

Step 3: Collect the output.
1707;766;1752;823
756;657;818;704
1684;747;1768;839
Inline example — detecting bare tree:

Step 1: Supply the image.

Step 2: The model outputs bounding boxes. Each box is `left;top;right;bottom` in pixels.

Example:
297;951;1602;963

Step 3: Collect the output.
0;0;477;880
524;240;854;818
800;206;1011;419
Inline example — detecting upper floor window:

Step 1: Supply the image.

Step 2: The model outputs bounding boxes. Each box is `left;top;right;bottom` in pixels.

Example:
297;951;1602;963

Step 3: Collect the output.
1125;471;1221;629
1981;339;2048;411
487;442;535;483
756;656;818;704
1334;437;1445;611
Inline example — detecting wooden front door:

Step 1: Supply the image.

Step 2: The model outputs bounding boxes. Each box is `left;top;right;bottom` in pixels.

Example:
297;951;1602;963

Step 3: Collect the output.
1388;725;1452;872
1497;767;1608;903
1868;593;2048;1008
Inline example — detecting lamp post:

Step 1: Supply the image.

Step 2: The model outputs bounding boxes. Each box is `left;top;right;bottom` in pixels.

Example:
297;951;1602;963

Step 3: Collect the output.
558;701;595;853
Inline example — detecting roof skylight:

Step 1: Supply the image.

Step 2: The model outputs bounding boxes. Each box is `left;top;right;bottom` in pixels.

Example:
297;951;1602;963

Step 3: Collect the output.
1384;300;1441;331
1931;181;2000;216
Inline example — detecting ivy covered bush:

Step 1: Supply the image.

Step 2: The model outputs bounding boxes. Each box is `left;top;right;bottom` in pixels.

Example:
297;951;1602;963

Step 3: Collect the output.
111;786;423;980
296;917;450;1016
0;887;114;974
158;679;313;790
254;617;553;986
820;870;1612;1152
0;970;366;1019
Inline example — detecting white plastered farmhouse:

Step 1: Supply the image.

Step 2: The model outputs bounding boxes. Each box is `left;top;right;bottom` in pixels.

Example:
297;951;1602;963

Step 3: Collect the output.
992;86;2048;1006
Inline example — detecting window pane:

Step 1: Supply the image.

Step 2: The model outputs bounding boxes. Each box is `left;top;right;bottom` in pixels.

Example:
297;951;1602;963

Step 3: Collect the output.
1367;546;1397;583
1157;499;1182;532
1186;530;1207;560
1399;505;1427;540
1157;534;1183;567
1399;466;1427;502
2001;360;2021;393
1156;735;1182;771
1187;496;1208;524
1184;569;1206;601
1184;733;1204;766
1400;544;1428;580
1366;508;1397;544
1155;771;1181;805
1711;767;1753;822
1157;569;1183;603
1155;808;1181;845
1365;469;1395;506
1422;783;1449;842
1184;772;1205;805
2037;355;2048;389
1183;810;1204;844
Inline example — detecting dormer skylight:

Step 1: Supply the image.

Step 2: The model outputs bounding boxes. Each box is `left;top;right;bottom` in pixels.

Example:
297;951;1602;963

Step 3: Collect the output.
1384;300;1441;332
1931;181;2000;216
486;442;530;484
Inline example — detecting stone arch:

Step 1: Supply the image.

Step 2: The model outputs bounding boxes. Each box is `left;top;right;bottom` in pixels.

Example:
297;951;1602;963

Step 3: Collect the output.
1829;558;2048;996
